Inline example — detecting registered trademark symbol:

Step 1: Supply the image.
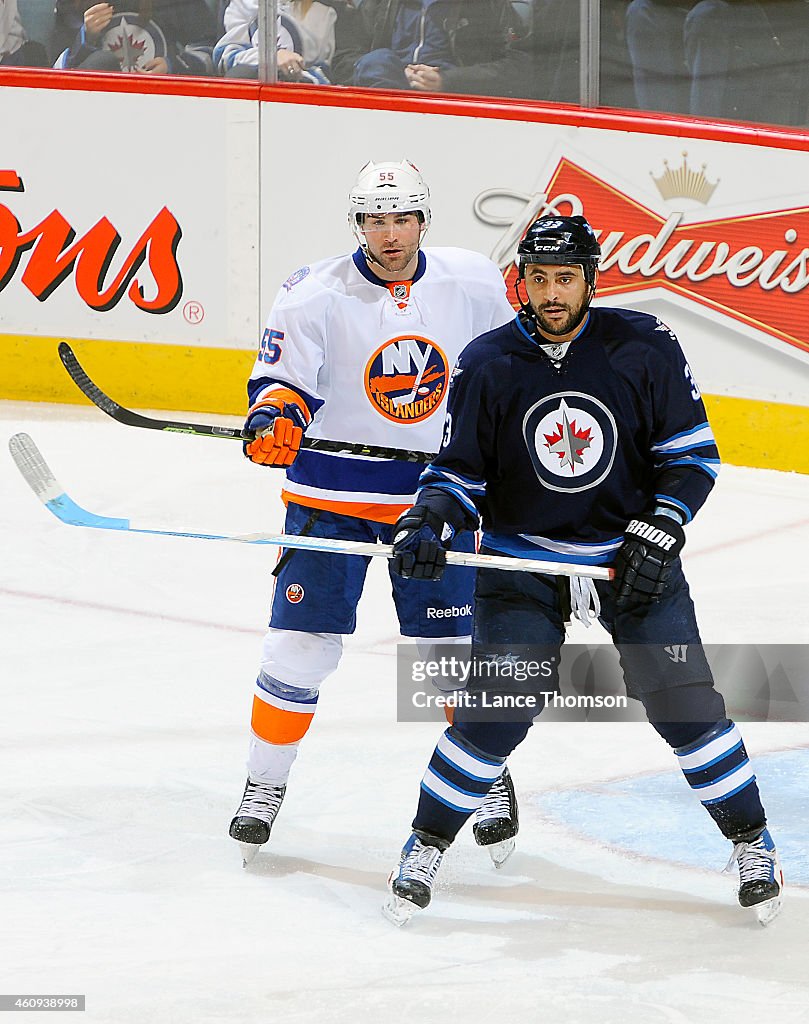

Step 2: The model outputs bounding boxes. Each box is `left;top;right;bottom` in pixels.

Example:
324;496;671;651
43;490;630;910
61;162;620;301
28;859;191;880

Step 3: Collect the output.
183;301;204;324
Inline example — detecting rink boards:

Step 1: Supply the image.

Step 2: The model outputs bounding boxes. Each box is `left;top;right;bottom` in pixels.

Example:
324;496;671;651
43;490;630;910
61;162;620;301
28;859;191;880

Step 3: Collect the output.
1;72;809;471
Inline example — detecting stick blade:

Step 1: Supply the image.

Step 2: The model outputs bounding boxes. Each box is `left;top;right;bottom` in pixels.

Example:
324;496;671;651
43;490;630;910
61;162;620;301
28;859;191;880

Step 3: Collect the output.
8;432;62;504
8;432;130;530
59;341;123;420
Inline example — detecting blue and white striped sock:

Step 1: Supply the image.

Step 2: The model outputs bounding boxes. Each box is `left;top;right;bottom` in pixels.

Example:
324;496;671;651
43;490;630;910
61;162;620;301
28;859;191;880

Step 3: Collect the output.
674;719;766;840
413;728;506;842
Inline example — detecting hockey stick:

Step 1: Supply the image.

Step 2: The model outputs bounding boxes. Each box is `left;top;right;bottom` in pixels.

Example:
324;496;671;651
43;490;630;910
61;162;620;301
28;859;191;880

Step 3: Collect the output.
8;433;613;580
57;342;436;464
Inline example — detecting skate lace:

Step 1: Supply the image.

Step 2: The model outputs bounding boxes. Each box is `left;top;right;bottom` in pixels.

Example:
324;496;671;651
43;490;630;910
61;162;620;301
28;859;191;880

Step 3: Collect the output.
239;780;285;820
570;575;601;627
402;841;444;886
724;837;776;884
476;773;511;821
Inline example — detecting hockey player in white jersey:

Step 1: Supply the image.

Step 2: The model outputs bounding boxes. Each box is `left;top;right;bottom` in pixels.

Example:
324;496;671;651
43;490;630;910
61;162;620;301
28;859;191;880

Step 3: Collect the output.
229;160;519;864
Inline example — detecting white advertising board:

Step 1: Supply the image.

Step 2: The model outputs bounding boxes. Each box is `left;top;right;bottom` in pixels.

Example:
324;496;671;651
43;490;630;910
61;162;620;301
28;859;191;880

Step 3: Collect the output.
260;100;809;407
1;82;259;349
1;78;807;468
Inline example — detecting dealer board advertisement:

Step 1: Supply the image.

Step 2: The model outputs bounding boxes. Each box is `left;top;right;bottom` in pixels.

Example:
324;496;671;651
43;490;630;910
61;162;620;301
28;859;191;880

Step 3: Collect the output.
260;100;809;410
0;80;259;409
1;78;808;467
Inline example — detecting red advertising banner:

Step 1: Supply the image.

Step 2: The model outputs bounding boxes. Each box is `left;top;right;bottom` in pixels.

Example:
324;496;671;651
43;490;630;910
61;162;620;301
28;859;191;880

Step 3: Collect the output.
501;158;809;356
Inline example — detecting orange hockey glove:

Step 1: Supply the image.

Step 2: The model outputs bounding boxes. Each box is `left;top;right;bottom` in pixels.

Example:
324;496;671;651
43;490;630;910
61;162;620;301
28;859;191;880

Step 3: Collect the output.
243;399;309;467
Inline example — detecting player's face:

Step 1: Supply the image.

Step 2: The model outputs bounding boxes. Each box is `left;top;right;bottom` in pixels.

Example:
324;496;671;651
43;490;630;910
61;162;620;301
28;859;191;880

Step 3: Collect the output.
523;264;592;341
361;212;422;278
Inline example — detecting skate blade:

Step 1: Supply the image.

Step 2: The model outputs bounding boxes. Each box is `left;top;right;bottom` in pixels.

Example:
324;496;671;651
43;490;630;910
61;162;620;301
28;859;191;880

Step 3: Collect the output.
485;837;516;869
753;894;783;926
382;893;419;927
238;841;263;867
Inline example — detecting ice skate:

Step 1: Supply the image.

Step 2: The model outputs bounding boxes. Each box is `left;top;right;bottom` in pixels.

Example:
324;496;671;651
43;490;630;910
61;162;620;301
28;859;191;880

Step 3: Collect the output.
229;777;286;865
473;767;519;868
382;831;449;926
725;828;783;926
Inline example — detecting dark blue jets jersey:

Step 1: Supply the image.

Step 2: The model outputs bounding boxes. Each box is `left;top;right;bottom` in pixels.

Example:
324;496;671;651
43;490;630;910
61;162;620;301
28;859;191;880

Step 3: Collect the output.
418;307;720;567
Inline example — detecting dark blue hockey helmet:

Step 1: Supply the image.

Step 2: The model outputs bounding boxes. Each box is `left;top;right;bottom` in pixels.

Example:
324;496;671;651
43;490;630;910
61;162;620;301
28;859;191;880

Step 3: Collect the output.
516;215;601;288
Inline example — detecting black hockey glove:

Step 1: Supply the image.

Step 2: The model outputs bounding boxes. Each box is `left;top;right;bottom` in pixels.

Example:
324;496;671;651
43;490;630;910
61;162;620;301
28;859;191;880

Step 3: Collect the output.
613;513;686;607
391;505;456;581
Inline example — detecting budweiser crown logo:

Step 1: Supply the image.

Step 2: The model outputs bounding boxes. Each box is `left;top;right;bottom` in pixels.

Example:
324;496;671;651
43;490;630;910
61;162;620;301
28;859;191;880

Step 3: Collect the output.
651;151;719;205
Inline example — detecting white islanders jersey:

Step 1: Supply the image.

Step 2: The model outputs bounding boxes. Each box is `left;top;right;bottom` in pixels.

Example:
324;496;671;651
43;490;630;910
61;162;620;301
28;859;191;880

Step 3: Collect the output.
246;247;514;523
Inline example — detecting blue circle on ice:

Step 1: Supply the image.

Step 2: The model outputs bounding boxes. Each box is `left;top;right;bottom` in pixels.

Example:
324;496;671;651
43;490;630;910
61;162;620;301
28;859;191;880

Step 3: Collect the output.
534;748;808;885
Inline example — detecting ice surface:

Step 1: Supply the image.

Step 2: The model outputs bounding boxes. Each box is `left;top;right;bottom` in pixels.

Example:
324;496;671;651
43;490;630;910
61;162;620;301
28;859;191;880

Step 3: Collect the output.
1;401;808;1024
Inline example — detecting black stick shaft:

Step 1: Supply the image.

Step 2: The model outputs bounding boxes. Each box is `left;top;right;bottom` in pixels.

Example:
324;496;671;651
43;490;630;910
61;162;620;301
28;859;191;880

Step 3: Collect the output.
58;342;436;464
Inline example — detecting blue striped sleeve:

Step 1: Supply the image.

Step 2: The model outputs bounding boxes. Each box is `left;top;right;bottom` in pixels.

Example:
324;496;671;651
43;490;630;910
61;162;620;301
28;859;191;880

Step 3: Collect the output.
417;465;481;521
246;376;323;417
647;329;721;520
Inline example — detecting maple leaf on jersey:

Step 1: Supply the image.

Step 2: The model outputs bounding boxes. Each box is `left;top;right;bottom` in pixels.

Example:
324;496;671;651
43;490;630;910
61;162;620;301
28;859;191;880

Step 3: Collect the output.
544;415;592;472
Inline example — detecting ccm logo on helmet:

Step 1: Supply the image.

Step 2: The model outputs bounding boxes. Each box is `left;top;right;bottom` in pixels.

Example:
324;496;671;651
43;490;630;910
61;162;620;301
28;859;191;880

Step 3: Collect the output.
625;519;678;550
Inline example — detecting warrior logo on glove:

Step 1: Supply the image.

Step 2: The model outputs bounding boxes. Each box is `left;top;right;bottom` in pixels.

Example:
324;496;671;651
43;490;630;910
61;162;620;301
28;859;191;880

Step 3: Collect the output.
613;513;686;606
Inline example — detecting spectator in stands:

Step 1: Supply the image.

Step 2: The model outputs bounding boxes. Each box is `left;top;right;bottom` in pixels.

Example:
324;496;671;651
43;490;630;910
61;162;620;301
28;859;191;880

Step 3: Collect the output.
358;0;632;105
625;1;694;113
686;0;809;124
626;0;809;125
353;0;516;92
215;0;368;82
0;0;49;65
53;0;216;73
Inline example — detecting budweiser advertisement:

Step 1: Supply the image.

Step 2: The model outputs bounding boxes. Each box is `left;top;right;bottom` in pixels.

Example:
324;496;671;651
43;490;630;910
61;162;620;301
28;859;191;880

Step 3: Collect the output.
478;156;809;359
261;104;809;409
2;80;809;423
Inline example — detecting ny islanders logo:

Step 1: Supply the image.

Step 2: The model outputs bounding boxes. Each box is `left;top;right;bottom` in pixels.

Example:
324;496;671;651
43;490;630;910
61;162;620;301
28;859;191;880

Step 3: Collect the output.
523;392;617;493
364;336;449;423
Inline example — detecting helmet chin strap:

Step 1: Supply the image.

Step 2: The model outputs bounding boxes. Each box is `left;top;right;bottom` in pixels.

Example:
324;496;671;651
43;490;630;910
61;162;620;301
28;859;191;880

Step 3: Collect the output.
363;245;384;270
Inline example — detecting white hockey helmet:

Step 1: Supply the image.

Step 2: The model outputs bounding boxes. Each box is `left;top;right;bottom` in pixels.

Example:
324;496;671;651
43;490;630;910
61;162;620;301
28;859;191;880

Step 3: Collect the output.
348;159;431;252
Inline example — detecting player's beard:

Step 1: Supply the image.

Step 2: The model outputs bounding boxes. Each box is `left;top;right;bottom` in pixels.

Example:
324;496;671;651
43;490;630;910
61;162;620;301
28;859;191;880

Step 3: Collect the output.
366;238;420;276
532;296;589;337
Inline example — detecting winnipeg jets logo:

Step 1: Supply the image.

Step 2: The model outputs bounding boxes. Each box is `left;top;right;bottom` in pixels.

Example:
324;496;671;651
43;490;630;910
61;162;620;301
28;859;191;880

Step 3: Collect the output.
107;17;149;69
523;393;617;493
100;12;168;71
544;405;593;472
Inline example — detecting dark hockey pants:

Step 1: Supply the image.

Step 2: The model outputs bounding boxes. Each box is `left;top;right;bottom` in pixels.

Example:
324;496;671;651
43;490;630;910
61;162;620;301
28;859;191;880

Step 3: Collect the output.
412;563;767;845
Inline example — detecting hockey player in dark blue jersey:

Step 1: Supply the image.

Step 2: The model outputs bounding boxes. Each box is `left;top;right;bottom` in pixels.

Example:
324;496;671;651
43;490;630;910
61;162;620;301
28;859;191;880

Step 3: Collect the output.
383;214;783;927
